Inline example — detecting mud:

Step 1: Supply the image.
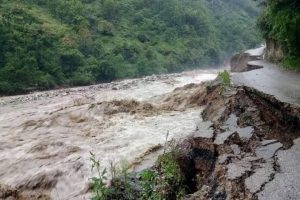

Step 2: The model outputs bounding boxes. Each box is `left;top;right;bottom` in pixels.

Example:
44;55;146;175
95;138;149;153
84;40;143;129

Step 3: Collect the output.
176;81;300;200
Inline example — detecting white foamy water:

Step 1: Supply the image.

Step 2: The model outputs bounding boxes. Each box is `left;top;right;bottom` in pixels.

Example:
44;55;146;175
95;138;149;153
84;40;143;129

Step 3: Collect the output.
0;70;217;199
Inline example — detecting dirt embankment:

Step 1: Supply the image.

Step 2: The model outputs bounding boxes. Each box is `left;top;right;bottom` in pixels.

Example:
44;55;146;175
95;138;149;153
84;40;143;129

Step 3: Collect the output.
174;82;300;199
265;39;284;63
230;52;263;72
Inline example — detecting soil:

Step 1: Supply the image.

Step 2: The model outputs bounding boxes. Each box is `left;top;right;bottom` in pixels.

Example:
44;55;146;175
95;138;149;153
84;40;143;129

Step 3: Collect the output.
177;81;300;200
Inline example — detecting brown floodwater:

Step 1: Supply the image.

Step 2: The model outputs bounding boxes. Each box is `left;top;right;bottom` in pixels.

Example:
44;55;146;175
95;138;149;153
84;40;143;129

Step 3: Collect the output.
0;70;218;199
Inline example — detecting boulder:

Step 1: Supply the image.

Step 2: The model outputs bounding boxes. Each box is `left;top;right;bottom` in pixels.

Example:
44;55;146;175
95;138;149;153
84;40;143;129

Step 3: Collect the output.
230;52;262;72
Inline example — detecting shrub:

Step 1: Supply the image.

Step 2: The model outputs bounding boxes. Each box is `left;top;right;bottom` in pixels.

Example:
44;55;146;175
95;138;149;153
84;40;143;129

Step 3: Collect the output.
217;70;231;86
90;152;109;200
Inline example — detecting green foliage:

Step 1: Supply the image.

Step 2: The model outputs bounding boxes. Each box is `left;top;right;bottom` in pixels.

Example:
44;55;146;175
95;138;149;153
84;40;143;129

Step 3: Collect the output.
156;151;185;199
90;152;109;200
90;143;185;199
257;0;300;69
0;0;261;94
138;138;185;200
282;56;300;71
140;170;162;200
139;151;185;200
217;70;231;86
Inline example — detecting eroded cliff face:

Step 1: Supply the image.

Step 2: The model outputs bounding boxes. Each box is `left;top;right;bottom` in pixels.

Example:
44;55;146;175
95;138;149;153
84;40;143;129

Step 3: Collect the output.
182;81;299;200
230;53;262;72
265;38;284;63
230;47;265;72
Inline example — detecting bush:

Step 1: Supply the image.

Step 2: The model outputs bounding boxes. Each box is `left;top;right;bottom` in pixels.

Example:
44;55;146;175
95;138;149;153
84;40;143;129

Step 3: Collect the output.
90;152;109;200
257;0;300;69
217;70;231;86
89;143;186;200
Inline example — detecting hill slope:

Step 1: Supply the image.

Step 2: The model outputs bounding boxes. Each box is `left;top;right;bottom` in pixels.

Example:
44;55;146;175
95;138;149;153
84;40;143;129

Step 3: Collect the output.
257;0;300;69
0;0;260;94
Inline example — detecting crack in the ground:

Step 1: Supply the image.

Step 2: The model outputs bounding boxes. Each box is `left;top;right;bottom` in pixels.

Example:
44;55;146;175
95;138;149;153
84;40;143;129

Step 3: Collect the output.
179;80;300;200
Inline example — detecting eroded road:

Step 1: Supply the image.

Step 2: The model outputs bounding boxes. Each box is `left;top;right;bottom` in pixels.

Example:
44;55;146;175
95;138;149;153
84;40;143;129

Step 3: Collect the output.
231;47;300;200
232;48;300;106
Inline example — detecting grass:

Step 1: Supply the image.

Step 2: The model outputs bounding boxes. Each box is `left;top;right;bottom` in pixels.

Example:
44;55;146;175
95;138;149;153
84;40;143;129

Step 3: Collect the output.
89;135;186;199
282;56;300;71
90;152;109;200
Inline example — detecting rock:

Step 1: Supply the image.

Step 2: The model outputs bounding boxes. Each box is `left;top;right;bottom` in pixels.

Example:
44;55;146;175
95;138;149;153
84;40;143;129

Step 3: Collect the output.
230;144;241;155
215;130;235;145
224;114;239;128
255;142;283;160
257;138;300;200
227;159;251;180
265;38;284;63
227;156;260;180
245;161;274;194
215;114;254;144
193;121;214;139
230;52;262;72
237;126;254;141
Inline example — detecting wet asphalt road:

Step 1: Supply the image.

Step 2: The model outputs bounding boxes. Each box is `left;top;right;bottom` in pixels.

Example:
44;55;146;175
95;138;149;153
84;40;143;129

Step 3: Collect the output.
232;47;300;200
232;49;300;106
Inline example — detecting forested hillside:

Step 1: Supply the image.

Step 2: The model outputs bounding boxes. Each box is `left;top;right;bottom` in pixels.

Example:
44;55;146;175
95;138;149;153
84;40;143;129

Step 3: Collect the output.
257;0;300;69
0;0;260;94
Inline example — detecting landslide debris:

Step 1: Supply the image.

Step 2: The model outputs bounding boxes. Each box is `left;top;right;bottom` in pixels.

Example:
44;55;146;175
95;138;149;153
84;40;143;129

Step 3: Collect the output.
182;81;299;200
230;52;263;72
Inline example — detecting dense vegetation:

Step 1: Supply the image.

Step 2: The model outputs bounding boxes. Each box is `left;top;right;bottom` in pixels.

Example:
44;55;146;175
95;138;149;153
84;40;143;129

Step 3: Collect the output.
257;0;300;69
90;142;189;200
0;0;260;94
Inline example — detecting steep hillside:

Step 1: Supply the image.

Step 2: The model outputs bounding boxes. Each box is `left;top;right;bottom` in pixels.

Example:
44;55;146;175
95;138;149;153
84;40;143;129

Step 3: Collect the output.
0;0;260;94
257;0;300;69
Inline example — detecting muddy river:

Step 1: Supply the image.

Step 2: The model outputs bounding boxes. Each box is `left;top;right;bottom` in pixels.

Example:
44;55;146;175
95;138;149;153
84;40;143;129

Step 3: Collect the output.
0;69;218;199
